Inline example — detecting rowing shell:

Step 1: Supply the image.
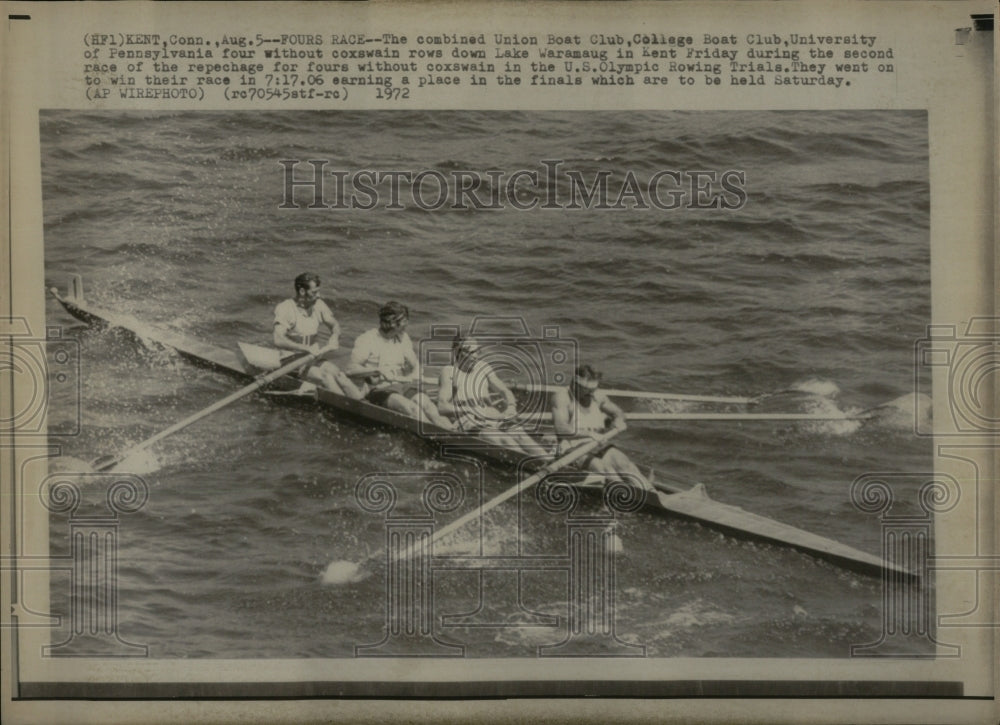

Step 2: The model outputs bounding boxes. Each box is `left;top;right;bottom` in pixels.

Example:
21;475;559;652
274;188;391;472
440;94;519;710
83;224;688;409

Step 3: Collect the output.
49;278;912;579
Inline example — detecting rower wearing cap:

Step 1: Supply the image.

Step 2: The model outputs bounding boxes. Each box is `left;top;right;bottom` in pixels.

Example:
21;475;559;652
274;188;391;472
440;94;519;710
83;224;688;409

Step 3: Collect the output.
550;364;654;491
437;336;540;453
273;272;362;398
348;301;454;429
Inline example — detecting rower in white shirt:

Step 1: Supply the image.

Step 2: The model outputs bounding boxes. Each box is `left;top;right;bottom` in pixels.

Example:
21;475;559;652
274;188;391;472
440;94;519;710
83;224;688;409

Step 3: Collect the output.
273;272;362;398
347;301;454;429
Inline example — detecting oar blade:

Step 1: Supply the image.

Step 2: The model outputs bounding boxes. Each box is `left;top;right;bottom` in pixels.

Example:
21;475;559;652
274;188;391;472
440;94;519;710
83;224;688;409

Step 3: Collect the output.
91;448;162;474
87;347;322;476
90;454;119;472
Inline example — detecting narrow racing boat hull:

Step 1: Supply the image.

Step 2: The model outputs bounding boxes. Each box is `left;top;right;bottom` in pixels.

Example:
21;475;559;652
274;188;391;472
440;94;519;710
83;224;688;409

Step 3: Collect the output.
49;278;912;580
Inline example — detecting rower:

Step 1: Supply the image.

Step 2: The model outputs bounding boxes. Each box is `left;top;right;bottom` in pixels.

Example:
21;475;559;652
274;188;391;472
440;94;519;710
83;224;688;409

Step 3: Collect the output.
273;273;363;398
347;301;454;429
550;364;654;491
437;336;540;453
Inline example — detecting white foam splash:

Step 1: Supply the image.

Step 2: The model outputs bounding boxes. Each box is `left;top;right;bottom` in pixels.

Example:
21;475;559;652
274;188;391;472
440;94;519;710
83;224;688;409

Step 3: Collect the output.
646;398;695;414
321;560;365;585
789;378;841;398
860;392;932;431
110;449;163;475
800;395;863;437
103;312;163;351
606;527;625;556
48;456;99;474
50;451;164;476
658;599;736;634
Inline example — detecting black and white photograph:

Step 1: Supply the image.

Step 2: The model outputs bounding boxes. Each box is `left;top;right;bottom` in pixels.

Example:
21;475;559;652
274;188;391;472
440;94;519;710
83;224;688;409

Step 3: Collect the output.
40;109;934;662
2;2;996;723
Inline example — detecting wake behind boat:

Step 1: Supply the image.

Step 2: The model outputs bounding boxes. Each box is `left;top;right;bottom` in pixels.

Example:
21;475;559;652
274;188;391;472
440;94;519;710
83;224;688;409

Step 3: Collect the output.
49;277;912;580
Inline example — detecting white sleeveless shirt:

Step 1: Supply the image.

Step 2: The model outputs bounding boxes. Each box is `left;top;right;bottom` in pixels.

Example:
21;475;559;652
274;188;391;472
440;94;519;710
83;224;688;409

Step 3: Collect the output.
566;394;607;436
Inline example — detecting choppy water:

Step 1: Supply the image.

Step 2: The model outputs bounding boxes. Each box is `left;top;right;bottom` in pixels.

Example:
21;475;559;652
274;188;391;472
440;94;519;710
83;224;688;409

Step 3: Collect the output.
41;110;932;659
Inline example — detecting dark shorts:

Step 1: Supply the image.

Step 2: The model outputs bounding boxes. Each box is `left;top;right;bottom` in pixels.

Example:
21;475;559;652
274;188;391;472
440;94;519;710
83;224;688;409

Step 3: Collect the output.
366;383;419;406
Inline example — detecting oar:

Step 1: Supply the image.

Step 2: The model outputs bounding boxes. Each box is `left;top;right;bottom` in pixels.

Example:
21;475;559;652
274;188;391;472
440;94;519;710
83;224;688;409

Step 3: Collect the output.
602;386;850;406
343;367;440;388
603;389;755;404
323;428;622;585
91;348;325;472
508;381;754;405
523;411;874;422
624;412;873;422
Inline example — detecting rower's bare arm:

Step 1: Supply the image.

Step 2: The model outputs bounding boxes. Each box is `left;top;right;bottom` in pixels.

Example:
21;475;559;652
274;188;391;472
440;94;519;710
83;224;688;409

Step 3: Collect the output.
324;321;340;350
345;367;384;385
488;371;517;412
599;394;628;431
345;363;379;380
345;339;371;376
400;344;421;382
550;389;575;437
320;302;341;349
436;366;457;415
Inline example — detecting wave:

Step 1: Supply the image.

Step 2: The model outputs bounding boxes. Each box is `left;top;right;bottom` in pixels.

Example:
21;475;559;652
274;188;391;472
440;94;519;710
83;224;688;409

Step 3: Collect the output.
219;145;283;162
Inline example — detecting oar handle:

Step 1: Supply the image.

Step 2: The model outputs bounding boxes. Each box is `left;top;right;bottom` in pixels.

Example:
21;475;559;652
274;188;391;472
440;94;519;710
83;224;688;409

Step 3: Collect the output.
344;368;440;389
385;428;622;564
94;349;322;472
343;366;437;381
